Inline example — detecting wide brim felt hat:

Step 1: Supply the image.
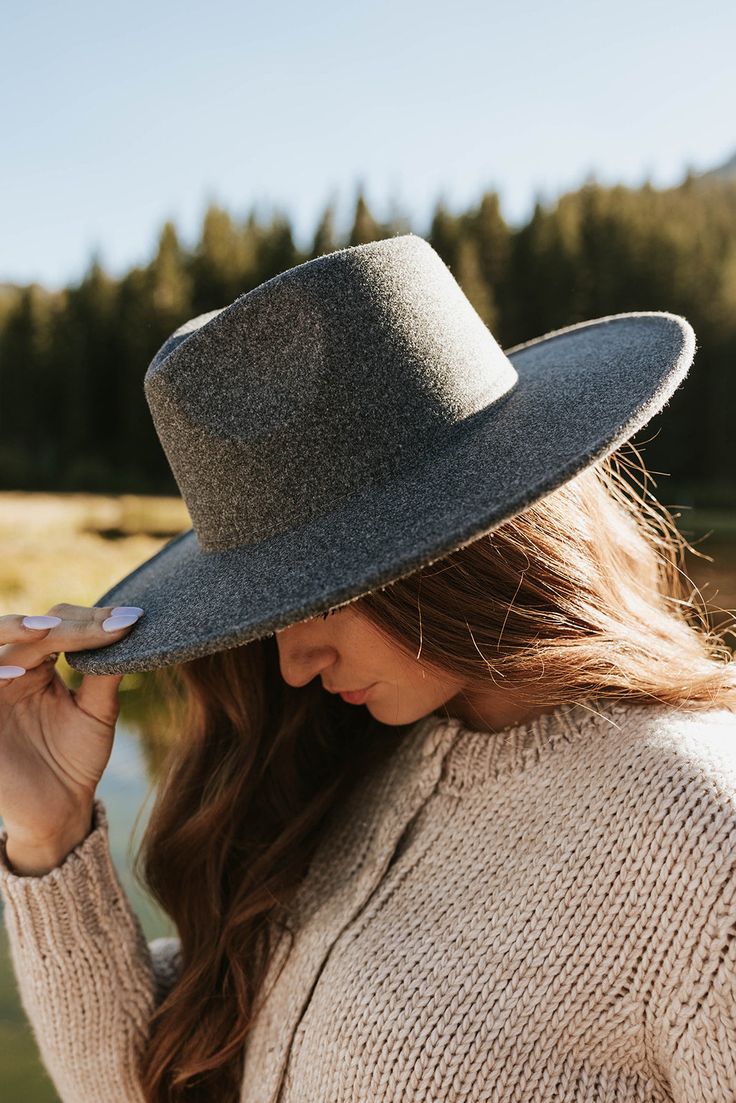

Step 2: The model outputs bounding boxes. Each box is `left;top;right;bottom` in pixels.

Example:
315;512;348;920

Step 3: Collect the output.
65;233;696;676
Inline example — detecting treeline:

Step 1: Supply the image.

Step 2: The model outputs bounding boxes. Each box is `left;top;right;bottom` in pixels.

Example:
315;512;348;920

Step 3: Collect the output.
1;174;735;507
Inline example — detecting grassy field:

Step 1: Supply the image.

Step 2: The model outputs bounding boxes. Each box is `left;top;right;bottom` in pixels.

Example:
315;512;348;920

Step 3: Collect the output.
0;490;189;614
0;490;192;694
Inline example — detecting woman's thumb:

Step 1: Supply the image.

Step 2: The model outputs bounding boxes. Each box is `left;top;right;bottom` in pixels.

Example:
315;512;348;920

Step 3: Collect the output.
73;672;126;728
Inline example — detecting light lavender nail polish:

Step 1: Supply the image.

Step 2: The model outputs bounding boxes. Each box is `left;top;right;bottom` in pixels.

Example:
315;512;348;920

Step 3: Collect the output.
102;614;141;632
111;606;144;616
0;665;26;679
22;615;62;630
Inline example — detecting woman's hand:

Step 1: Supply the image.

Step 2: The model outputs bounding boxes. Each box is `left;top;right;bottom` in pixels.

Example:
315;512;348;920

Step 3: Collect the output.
0;604;144;864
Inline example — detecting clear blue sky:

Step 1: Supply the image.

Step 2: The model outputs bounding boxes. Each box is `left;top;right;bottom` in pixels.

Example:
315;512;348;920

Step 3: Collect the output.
4;0;734;290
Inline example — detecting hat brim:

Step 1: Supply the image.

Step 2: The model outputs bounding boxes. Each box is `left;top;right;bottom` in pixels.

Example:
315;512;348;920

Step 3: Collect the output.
66;311;694;674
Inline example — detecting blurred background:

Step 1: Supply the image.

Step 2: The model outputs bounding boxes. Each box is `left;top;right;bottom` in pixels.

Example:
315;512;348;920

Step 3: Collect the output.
1;0;735;1096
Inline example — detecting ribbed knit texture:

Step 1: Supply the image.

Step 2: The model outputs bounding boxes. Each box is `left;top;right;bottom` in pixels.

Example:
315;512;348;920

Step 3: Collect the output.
1;697;735;1102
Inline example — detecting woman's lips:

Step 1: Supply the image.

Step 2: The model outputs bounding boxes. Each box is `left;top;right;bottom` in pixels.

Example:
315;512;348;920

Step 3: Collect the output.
339;684;376;705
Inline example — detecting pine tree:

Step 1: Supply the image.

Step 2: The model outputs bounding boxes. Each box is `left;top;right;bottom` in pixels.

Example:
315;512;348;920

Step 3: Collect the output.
454;236;496;329
312;198;340;257
428;199;462;272
349;187;381;245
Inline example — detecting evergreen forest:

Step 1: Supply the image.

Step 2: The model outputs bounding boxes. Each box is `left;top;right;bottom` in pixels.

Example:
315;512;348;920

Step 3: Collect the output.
2;173;734;507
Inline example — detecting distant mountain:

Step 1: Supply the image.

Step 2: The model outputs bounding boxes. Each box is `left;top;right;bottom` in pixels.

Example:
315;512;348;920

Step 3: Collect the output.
694;149;736;182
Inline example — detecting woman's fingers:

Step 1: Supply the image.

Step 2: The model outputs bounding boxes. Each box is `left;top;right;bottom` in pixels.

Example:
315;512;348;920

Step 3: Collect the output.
73;672;128;728
0;604;144;679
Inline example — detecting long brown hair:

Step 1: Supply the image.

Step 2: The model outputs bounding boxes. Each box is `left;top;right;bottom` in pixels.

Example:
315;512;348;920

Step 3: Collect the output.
133;442;736;1100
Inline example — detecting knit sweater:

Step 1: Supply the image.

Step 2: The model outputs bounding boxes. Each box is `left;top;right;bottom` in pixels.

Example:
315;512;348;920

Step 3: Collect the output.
1;697;735;1103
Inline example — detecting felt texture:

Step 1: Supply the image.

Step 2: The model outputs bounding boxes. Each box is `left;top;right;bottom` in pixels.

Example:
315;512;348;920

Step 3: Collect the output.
64;233;697;675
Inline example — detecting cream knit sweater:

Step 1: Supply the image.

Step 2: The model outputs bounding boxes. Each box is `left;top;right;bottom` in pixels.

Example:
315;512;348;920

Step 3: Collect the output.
1;697;735;1103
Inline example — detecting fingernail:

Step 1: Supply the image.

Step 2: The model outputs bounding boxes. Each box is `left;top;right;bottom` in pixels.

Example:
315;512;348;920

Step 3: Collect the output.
0;665;26;679
22;615;62;630
111;606;144;617
102;614;141;632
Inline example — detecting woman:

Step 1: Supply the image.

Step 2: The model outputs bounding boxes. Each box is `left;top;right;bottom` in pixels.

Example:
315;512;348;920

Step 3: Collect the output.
0;234;734;1103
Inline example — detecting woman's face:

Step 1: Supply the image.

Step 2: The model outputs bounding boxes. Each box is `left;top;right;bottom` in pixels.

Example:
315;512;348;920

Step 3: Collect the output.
275;603;558;734
275;603;464;727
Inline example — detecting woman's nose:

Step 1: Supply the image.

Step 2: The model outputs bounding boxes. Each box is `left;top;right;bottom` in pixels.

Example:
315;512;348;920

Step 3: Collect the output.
276;631;337;688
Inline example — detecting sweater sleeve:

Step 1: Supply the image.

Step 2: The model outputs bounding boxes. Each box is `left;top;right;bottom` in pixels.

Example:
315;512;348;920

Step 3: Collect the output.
650;762;736;1102
660;871;736;1100
0;797;181;1103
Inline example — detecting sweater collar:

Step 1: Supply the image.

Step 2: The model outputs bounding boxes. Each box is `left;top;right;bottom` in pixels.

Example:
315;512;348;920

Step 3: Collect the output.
431;696;629;790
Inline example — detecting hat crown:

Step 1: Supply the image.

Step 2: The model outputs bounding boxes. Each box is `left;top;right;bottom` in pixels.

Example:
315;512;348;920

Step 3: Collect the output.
144;234;518;552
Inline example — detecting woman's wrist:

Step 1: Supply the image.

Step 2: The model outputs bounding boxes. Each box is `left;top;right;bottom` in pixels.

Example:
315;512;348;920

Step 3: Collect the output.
4;806;95;876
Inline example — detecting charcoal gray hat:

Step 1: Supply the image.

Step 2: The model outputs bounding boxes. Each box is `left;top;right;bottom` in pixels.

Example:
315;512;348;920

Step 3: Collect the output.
66;232;696;675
